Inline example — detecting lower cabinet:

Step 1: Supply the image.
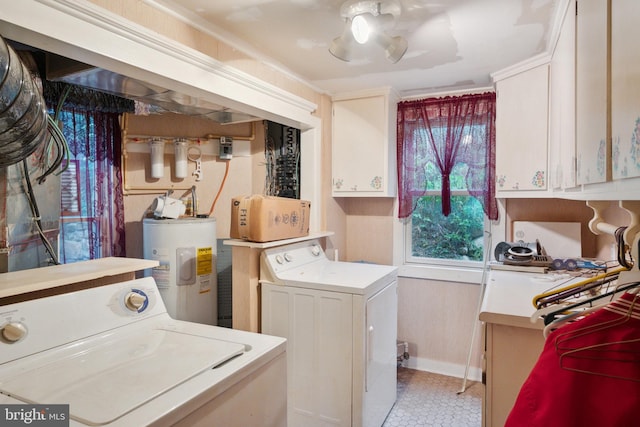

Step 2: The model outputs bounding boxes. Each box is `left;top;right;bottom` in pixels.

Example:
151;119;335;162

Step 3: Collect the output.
483;323;545;427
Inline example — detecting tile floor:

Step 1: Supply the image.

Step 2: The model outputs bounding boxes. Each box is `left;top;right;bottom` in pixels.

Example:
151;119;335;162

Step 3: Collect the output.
382;368;483;427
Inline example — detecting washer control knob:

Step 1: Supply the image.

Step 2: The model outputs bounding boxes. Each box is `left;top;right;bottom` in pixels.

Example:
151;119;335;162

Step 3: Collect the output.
311;245;321;256
2;322;27;342
275;255;284;264
124;291;147;312
284;253;293;262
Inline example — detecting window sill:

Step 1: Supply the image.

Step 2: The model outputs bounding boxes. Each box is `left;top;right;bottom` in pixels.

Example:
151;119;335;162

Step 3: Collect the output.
398;263;484;285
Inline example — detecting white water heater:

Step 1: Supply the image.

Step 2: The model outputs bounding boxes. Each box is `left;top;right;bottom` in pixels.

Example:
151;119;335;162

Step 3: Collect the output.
143;217;217;325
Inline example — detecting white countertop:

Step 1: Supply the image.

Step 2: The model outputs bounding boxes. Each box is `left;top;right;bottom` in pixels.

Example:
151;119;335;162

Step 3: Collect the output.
479;269;584;330
0;257;159;300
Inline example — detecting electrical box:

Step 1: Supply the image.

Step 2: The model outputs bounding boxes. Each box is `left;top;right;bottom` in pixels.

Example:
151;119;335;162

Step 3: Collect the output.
219;136;233;160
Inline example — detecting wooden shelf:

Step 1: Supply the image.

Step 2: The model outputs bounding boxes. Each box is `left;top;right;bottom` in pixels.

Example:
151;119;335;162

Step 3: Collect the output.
0;257;158;304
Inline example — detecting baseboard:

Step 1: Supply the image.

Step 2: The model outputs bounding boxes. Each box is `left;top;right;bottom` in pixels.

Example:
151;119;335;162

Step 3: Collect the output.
403;356;483;383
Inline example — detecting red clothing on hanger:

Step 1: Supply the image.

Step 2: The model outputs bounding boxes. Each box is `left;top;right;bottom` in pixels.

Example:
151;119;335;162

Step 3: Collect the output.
505;292;640;427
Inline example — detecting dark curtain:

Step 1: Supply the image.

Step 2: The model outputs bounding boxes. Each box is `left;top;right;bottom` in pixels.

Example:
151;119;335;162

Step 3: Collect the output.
61;109;126;258
396;92;498;220
44;82;131;261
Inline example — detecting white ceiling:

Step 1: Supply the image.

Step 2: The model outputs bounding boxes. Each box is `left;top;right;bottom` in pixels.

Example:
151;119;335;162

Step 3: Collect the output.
150;0;562;97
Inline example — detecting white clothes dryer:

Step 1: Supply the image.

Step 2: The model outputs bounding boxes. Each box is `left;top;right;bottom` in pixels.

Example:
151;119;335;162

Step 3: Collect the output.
260;239;398;427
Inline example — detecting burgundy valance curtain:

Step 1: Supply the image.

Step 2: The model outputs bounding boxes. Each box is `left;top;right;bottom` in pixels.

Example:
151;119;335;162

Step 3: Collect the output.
396;92;498;220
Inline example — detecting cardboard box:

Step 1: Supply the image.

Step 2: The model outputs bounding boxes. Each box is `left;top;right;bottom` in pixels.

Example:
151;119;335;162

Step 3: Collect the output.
230;195;310;242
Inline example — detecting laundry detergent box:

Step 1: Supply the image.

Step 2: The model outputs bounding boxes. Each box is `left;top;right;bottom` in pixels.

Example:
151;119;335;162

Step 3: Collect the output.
230;195;310;242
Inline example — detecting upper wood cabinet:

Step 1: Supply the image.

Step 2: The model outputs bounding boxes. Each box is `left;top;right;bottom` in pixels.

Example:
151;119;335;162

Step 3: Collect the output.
576;0;609;185
331;89;398;197
549;0;577;190
495;63;550;195
611;0;640;180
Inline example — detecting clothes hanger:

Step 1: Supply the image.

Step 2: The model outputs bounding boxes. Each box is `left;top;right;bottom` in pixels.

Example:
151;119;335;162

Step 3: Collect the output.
532;266;625;309
542;280;640;326
531;278;615;325
542;303;607;338
552;291;640;382
534;273;619;309
530;274;622;325
540;285;640;338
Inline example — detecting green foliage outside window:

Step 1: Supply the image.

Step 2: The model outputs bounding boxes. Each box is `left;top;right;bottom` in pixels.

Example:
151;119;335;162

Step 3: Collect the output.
411;195;485;261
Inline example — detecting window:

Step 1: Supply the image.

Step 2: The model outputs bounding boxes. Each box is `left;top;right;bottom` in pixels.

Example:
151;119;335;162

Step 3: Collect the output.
406;171;486;266
54;107;126;263
397;93;497;269
43;81;133;264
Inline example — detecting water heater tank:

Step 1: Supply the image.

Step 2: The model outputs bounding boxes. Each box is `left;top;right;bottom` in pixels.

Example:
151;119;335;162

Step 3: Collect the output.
143;217;217;325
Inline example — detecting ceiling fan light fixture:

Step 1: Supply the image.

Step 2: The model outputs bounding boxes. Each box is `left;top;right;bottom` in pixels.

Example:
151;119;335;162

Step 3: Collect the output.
329;19;357;61
330;0;408;63
383;35;408;63
351;13;372;44
329;36;352;61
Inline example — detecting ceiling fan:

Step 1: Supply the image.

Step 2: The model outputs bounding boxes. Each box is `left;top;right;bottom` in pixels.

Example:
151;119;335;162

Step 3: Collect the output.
329;0;408;63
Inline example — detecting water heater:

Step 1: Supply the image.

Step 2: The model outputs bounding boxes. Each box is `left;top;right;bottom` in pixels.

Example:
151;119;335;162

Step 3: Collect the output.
143;217;217;325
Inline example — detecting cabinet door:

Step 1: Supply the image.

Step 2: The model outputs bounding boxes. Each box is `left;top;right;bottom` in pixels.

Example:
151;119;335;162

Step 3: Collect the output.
261;284;353;427
576;0;609;184
332;96;389;195
612;0;640;179
495;64;549;192
549;0;577;190
484;324;545;427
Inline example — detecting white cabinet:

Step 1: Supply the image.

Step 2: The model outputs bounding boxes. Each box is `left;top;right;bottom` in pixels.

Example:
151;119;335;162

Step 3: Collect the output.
611;0;640;180
332;90;397;197
576;0;609;185
561;0;640;199
493;0;640;200
495;63;549;194
549;0;576;190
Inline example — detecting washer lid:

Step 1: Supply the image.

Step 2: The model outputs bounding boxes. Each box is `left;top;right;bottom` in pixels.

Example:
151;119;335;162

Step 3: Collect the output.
0;328;244;425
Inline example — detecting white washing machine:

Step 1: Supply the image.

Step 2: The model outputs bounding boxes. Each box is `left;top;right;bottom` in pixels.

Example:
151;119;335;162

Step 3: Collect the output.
260;239;398;427
0;277;287;426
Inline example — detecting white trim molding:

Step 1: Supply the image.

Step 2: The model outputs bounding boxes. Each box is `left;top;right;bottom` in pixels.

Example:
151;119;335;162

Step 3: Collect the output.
1;0;317;129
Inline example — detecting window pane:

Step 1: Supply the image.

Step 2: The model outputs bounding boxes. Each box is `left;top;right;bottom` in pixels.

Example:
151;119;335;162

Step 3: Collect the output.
410;195;485;261
420;161;470;191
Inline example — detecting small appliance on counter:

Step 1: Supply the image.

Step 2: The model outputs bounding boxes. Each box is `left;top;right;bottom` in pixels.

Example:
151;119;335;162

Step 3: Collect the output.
493;240;606;272
494;240;553;267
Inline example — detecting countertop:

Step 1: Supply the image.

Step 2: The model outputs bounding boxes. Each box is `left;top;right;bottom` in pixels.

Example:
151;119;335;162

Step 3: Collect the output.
479;269;585;330
0;257;158;300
